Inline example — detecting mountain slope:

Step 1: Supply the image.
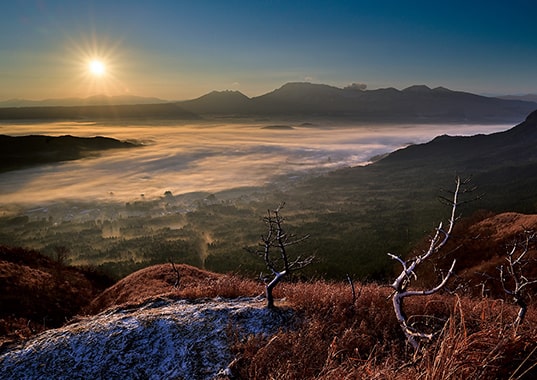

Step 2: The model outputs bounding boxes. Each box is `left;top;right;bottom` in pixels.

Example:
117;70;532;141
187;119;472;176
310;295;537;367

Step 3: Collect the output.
179;90;251;114
85;263;262;314
377;108;537;171
0;245;112;347
273;109;537;280
298;109;537;190
447;212;537;296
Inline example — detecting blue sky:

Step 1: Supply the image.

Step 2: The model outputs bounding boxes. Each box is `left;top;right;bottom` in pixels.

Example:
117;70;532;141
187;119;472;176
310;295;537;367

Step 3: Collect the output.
1;0;536;100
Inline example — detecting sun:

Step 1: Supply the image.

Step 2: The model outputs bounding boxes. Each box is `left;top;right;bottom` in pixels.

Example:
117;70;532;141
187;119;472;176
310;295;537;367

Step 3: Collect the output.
66;35;124;96
89;60;106;76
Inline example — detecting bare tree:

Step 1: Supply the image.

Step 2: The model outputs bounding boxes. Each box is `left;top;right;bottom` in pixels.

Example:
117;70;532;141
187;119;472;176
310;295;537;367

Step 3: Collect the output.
168;258;181;288
499;230;537;334
249;203;314;308
53;246;70;266
388;177;472;350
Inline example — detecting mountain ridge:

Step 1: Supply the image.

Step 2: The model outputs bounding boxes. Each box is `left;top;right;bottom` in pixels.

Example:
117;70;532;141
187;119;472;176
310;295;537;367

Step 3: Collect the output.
376;109;537;170
2;82;535;123
0;94;168;108
178;82;537;123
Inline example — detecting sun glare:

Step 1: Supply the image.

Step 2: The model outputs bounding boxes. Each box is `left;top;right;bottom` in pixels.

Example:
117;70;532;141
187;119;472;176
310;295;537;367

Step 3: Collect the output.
66;35;125;96
89;60;106;76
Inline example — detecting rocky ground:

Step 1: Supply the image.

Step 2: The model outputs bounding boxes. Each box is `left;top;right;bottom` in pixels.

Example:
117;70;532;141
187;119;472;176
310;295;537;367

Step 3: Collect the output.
0;296;295;380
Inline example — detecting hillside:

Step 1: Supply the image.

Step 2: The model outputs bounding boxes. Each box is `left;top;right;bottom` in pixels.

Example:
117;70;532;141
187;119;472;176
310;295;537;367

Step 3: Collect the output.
1;250;536;379
306;108;537;205
370;108;537;210
0;134;139;173
377;108;537;170
0;246;112;348
84;263;263;314
421;212;537;297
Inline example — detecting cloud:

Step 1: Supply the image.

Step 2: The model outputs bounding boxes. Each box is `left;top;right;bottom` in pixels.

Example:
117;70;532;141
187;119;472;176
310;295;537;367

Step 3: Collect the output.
344;83;367;91
0;122;511;205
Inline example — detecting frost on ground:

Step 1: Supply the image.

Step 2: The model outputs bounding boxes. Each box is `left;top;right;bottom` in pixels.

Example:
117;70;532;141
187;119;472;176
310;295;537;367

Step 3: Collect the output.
0;297;295;380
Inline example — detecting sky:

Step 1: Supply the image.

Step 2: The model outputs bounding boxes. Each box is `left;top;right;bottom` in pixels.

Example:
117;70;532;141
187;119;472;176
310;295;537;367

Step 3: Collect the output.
1;0;537;101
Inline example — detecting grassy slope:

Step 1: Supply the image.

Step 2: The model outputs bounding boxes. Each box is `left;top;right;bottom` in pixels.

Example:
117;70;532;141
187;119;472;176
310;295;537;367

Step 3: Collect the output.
0;246;113;347
2;235;537;378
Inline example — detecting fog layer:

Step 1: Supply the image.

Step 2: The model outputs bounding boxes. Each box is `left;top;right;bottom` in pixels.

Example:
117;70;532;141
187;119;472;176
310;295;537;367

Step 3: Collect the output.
0;121;510;205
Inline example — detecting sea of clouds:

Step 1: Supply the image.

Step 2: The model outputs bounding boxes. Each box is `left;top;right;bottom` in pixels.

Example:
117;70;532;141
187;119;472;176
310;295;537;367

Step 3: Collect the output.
0;121;511;205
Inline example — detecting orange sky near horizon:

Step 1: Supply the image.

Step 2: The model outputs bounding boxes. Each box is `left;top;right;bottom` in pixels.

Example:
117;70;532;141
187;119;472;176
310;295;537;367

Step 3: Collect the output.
1;1;536;101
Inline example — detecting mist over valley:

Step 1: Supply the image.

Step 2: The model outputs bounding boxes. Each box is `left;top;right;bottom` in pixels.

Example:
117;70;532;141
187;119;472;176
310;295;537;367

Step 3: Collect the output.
0;120;510;206
0;81;535;282
0;116;530;281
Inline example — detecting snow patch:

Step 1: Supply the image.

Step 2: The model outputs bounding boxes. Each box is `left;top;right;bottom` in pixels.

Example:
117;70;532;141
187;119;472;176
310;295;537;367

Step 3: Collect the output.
0;297;295;380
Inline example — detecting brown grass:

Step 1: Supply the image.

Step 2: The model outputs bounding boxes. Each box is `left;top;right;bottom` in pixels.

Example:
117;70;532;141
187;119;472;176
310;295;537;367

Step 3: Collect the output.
228;280;537;379
75;261;537;379
0;245;111;348
85;263;264;314
5;208;537;379
414;211;537;299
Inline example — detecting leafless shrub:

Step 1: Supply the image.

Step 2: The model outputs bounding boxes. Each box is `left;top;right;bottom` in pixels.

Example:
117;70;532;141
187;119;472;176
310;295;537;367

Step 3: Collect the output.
53;246;70;266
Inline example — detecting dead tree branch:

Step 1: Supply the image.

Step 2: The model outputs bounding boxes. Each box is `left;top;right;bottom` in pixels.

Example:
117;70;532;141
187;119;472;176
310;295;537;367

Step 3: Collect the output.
388;176;470;351
499;230;537;333
168;258;181;288
248;203;313;308
346;274;357;304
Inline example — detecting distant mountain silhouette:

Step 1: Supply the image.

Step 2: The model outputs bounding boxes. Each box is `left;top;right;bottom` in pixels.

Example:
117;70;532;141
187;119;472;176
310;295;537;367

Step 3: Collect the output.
2;83;535;123
0;94;168;108
178;82;537;123
179;90;251;115
0;103;199;121
0;135;138;172
497;94;537;103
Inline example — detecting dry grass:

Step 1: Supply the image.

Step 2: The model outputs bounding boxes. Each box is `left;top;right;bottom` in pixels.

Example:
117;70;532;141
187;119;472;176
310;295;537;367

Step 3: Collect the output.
228;280;537;379
4;244;537;378
85;263;264;314
0;245;111;348
79;263;537;379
